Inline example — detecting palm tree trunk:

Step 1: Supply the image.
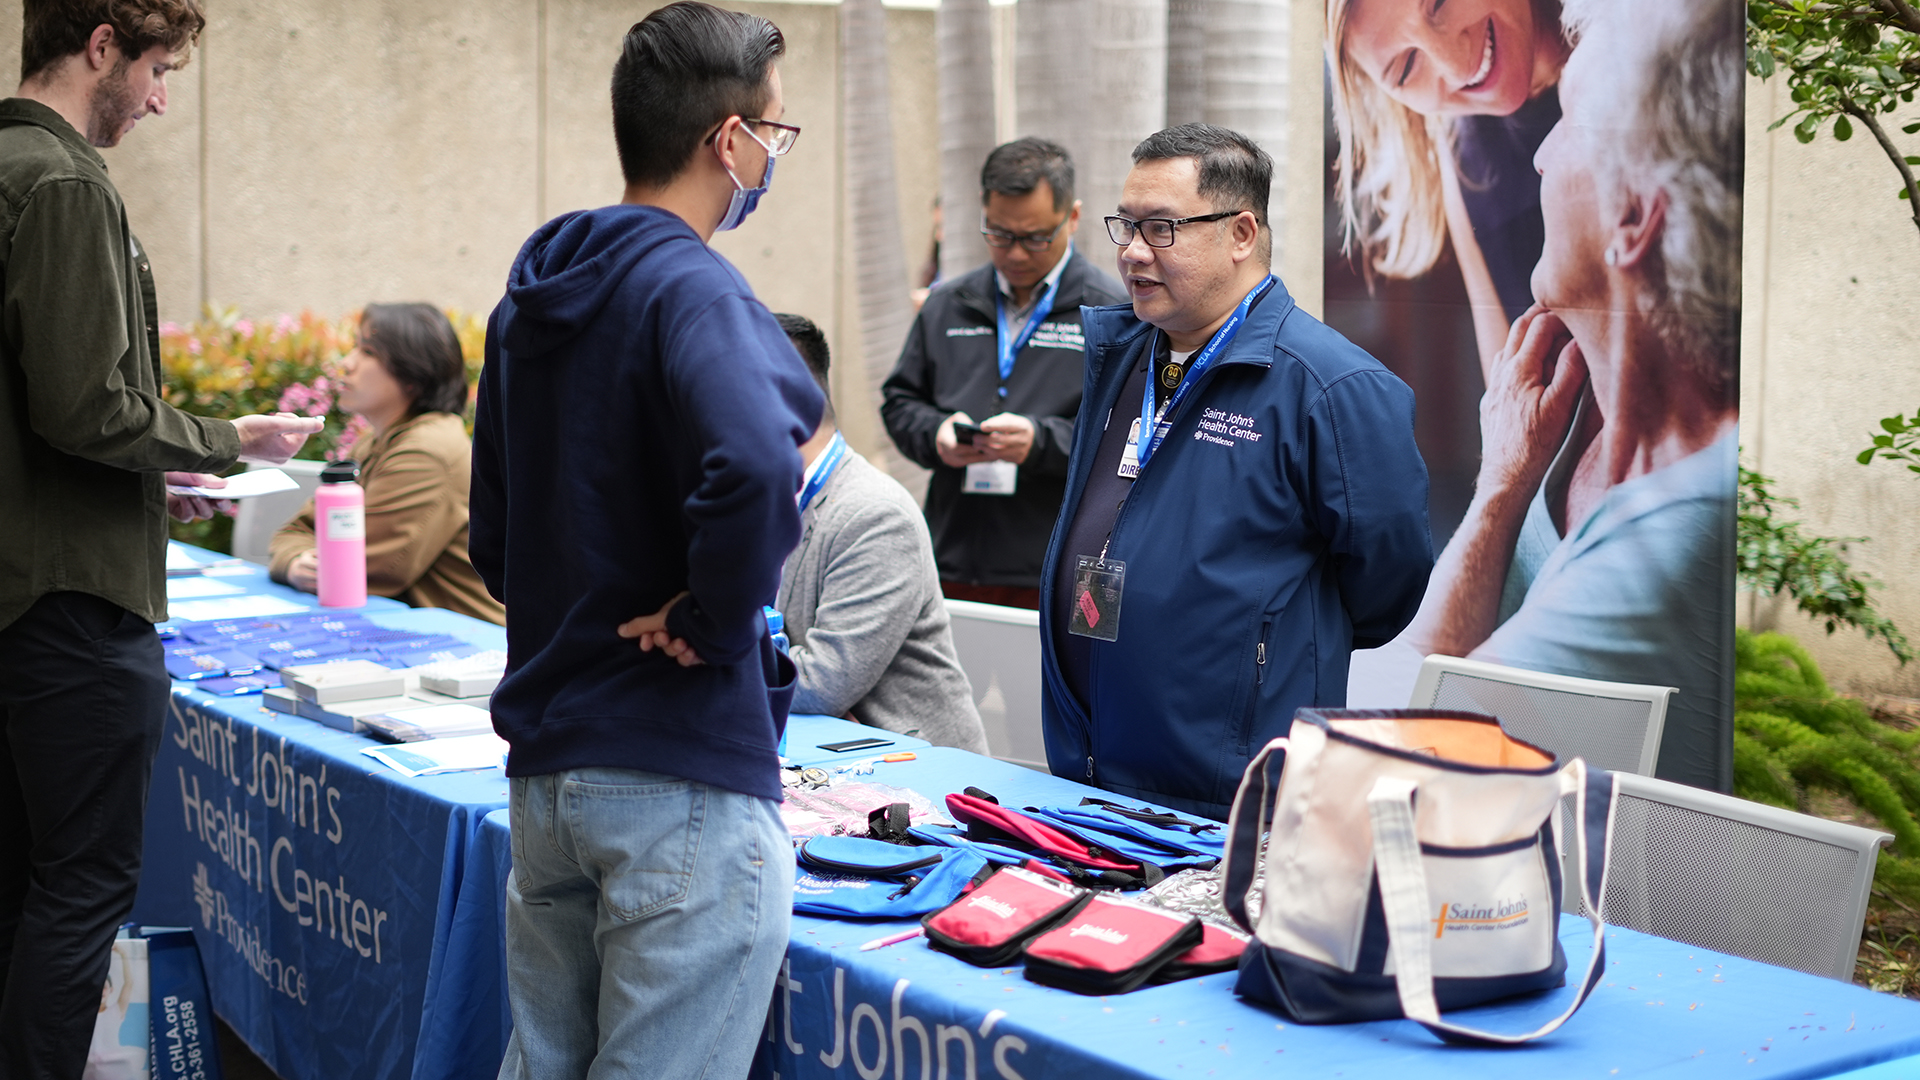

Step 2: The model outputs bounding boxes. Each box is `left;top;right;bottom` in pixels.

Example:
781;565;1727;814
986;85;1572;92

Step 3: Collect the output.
1016;0;1096;252
1085;0;1169;233
841;0;914;475
938;0;997;280
1204;0;1290;237
1166;0;1208;127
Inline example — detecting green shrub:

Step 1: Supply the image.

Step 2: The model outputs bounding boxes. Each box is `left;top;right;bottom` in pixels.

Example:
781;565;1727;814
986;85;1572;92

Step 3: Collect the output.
1733;629;1920;903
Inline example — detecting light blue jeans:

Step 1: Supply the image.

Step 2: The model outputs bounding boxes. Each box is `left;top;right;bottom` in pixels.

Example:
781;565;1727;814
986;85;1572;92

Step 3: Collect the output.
496;767;793;1080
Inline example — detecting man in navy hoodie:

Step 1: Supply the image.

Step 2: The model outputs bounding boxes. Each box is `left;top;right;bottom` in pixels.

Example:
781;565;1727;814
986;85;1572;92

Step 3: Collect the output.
469;5;822;1075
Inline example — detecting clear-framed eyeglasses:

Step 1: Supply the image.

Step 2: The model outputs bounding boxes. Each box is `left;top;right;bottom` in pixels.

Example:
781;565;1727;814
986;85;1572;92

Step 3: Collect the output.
980;218;1068;252
718;118;801;156
1104;211;1243;248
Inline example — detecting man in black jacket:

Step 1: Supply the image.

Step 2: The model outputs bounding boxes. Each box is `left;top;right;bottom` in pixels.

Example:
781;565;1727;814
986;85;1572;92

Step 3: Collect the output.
882;138;1125;609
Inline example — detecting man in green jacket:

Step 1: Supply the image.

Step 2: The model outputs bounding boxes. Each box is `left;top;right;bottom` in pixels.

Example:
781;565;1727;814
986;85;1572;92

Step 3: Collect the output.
0;5;321;1076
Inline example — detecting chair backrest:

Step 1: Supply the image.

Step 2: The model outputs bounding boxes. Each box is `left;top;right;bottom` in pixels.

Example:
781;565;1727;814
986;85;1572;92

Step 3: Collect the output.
1408;655;1673;776
1579;773;1890;982
231;459;328;565
943;600;1045;770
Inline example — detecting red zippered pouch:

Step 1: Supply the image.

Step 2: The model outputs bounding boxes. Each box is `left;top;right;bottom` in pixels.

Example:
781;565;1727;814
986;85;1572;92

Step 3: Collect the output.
922;866;1089;967
1021;895;1203;995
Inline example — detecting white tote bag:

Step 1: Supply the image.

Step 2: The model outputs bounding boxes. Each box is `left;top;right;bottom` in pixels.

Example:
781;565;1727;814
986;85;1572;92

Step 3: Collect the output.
1221;708;1614;1045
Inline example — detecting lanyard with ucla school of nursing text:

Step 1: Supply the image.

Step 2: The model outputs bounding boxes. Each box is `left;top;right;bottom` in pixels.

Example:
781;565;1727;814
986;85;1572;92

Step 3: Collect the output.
1133;274;1276;471
992;273;1062;400
797;431;848;513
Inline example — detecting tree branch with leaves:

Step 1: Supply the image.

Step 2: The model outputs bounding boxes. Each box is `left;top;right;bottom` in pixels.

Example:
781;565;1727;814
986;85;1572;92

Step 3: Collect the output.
1749;0;1920;238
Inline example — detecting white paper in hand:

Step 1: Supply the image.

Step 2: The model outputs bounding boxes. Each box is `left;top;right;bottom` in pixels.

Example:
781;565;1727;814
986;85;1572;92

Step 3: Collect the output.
165;468;300;500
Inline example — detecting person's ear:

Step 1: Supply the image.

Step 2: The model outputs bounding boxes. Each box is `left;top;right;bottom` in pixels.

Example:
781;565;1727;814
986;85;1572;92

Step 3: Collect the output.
1065;199;1082;235
86;24;116;72
1229;210;1261;264
711;116;746;176
1607;187;1666;271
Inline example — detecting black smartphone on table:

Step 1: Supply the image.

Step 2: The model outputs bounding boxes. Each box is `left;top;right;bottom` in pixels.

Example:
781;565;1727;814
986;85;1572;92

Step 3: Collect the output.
817;736;894;753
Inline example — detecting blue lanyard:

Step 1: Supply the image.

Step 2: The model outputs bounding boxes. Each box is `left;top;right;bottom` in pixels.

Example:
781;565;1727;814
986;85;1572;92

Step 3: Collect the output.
1135;275;1276;469
797;431;848;513
993;273;1061;397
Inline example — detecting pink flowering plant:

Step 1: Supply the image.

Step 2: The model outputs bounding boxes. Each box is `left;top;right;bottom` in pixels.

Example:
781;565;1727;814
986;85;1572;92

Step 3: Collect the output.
159;305;486;462
160;305;484;549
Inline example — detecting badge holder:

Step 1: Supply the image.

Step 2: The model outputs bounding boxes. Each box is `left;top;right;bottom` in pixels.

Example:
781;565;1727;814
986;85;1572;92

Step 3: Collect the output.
1069;556;1124;641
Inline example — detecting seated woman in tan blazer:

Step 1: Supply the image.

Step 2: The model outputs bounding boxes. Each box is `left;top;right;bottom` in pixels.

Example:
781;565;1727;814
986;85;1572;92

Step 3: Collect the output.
270;303;505;625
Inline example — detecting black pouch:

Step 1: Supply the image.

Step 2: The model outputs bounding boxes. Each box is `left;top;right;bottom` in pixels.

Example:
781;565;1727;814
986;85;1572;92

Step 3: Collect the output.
922;866;1089;967
1021;895;1203;995
1147;922;1251;984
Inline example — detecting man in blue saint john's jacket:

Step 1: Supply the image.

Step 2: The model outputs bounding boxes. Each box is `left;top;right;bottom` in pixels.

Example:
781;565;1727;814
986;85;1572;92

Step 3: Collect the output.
469;4;822;1075
1041;125;1434;820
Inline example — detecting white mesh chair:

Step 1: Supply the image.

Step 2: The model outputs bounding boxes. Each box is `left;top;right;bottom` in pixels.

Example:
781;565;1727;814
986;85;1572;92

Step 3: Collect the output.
1574;773;1891;981
943;600;1045;770
1408;655;1674;776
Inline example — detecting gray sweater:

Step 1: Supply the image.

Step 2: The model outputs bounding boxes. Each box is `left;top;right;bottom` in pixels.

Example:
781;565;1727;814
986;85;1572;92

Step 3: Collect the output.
777;450;989;753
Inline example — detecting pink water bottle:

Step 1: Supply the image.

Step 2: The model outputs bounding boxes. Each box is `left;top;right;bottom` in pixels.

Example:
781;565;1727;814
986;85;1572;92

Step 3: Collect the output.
315;460;367;608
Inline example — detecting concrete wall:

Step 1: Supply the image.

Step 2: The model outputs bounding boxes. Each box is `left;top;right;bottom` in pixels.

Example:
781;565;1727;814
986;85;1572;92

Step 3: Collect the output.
1740;73;1920;698
8;1;1920;697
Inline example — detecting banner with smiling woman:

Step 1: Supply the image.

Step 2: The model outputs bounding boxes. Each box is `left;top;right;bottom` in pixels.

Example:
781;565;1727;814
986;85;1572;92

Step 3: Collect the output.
1322;0;1745;790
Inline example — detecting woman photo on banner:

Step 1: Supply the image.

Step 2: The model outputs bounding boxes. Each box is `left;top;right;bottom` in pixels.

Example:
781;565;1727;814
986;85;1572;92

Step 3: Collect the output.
1328;0;1570;373
1399;0;1744;789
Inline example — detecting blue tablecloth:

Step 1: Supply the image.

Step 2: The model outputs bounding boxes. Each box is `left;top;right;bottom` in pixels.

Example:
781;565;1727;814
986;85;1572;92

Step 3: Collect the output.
137;546;1920;1079
133;553;512;1080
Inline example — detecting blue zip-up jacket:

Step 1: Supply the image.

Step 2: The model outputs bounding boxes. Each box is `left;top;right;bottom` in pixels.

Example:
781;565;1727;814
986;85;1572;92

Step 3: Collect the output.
1038;277;1433;819
470;204;824;800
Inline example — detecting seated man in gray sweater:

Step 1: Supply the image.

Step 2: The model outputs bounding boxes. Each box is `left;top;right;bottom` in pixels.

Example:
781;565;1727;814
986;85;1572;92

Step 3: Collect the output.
775;314;990;753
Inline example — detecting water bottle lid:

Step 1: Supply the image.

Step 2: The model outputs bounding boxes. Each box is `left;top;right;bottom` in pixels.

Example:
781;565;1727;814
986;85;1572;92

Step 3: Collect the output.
763;605;784;633
320;459;361;484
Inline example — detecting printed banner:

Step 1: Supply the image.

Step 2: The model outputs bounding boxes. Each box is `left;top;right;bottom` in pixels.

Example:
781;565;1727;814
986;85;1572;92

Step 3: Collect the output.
1323;0;1744;787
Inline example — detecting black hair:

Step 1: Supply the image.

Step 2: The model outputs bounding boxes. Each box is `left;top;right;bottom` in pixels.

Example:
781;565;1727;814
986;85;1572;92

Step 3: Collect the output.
980;137;1075;211
1130;124;1272;231
611;1;785;190
356;303;469;417
774;313;834;423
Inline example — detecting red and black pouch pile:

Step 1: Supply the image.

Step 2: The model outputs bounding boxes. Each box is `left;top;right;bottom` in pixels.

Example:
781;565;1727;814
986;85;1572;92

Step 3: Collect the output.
1021;895;1204;995
945;788;1163;889
922;865;1090;967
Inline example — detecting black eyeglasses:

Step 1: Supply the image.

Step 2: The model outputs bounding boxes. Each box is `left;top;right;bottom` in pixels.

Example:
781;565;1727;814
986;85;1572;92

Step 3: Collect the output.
1105;211;1244;248
980;218;1068;252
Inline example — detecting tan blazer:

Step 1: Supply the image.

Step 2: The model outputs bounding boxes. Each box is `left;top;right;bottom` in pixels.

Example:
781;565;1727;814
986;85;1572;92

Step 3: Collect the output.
270;411;505;625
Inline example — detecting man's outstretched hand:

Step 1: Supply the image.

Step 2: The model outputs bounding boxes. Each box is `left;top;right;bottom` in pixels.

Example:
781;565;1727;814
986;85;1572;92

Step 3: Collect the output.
234;412;325;464
616;591;706;667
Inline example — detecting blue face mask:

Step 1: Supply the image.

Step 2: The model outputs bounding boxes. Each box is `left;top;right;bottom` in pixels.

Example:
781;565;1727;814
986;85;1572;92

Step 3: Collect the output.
715;138;776;233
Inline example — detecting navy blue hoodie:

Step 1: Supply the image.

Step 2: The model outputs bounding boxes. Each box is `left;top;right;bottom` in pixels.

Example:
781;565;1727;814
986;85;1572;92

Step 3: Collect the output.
471;204;824;800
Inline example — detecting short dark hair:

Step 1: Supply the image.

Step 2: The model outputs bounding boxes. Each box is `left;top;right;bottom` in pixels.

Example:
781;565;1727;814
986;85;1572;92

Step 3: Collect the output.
1131;124;1272;232
980;137;1074;211
357;303;469;418
22;0;205;83
775;313;833;423
611;2;786;190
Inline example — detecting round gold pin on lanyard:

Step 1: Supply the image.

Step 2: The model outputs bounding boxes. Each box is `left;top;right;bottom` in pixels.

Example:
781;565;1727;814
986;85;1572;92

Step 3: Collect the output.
1159;361;1186;391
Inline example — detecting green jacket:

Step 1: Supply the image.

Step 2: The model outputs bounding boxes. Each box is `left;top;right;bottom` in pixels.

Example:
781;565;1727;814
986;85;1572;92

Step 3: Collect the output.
0;98;239;631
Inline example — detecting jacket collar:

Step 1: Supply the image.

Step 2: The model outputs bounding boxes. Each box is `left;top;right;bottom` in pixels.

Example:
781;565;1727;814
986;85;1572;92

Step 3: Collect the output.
950;248;1113;322
0;98;107;172
1081;273;1297;374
